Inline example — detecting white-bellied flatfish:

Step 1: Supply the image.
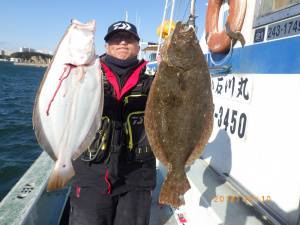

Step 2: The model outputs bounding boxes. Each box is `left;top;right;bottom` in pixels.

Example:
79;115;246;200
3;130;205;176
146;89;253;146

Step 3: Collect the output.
32;20;104;191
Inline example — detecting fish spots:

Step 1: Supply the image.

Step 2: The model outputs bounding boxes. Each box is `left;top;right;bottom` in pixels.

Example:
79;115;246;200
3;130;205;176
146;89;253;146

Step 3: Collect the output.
178;75;187;91
144;22;213;207
164;93;179;108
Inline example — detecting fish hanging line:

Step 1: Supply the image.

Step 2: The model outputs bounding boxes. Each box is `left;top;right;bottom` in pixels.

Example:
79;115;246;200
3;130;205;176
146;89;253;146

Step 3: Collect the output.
104;169;112;194
46;64;77;116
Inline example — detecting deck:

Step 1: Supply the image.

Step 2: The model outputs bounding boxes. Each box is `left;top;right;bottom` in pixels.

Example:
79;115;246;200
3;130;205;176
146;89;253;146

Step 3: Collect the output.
0;152;277;225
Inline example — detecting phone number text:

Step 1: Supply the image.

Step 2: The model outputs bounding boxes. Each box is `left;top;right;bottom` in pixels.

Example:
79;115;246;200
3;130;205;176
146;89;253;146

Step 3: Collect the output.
214;105;247;139
267;16;300;40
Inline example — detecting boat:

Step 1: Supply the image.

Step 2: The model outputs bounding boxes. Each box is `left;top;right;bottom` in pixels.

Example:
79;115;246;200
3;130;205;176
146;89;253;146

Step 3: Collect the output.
140;41;158;75
0;59;13;63
1;0;300;224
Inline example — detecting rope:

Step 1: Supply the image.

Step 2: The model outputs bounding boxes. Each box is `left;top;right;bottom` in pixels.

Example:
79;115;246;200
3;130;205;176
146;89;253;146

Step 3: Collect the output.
183;0;191;21
46;64;76;116
104;169;112;194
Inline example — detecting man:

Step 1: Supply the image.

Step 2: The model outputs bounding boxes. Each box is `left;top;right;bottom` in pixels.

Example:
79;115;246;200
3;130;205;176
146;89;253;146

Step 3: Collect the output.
68;21;156;225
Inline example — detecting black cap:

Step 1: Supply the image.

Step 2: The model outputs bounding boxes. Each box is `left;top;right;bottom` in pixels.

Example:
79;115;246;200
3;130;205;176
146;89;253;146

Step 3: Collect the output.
104;21;140;42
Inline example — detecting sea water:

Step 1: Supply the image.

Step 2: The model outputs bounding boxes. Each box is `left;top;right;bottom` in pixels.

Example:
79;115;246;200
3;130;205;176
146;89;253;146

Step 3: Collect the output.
0;62;45;200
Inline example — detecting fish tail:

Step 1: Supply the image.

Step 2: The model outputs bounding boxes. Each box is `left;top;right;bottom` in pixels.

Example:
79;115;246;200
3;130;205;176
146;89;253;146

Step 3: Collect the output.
159;167;190;207
47;159;75;192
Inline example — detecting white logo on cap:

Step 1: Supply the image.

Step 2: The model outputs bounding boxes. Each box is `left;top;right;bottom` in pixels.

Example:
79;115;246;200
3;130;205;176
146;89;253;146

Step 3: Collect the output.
113;22;131;30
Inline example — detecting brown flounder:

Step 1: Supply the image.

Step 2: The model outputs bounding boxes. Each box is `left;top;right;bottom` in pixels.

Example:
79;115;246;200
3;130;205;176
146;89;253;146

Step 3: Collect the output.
144;22;214;207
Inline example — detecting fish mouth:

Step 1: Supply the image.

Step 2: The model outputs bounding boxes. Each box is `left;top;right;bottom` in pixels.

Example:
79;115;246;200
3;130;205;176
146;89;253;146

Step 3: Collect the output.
178;23;194;35
72;19;96;32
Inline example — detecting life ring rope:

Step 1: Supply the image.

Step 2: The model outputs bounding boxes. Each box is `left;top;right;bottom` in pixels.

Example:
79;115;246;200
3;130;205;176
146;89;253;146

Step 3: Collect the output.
205;0;247;53
225;22;245;47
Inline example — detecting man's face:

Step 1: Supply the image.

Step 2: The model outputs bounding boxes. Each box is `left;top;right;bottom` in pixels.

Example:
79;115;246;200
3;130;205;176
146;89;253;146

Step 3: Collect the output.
105;31;140;60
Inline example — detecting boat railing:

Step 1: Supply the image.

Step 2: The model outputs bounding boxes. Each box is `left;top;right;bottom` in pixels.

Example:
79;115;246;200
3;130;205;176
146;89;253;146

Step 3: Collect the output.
0;152;69;225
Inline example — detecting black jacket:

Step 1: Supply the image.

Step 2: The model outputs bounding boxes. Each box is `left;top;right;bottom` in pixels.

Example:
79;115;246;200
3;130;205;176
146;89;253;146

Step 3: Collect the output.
73;57;156;195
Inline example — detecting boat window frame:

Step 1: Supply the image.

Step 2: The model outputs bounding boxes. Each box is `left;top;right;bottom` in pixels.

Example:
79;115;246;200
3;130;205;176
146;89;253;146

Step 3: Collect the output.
253;0;300;28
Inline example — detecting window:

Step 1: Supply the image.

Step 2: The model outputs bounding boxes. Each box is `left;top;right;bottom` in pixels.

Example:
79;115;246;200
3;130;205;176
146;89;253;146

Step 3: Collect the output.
260;0;300;16
254;0;300;27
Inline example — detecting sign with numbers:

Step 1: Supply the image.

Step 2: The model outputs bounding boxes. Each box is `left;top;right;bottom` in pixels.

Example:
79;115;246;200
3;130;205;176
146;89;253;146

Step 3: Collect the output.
211;75;252;139
267;15;300;40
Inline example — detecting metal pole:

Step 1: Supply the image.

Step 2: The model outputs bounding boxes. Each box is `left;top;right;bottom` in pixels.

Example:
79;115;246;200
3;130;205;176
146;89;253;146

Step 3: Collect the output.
168;0;176;35
125;10;128;22
188;0;196;28
157;0;169;56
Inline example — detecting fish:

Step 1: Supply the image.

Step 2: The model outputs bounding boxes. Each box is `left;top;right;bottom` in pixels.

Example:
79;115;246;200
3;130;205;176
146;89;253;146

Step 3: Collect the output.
32;19;104;191
144;22;214;207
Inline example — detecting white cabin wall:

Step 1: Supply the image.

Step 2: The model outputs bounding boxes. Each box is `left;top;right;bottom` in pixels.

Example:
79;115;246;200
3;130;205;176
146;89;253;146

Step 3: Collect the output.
198;0;300;224
240;0;257;47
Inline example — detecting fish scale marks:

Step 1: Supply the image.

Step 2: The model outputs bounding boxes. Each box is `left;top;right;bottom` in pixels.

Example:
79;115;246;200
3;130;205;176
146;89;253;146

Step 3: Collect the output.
144;22;213;207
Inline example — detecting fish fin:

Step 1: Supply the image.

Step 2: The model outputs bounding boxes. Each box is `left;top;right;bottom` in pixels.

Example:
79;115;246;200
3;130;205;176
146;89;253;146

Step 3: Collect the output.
186;112;214;165
32;99;57;161
72;66;104;160
47;159;75;191
159;166;190;208
144;75;169;166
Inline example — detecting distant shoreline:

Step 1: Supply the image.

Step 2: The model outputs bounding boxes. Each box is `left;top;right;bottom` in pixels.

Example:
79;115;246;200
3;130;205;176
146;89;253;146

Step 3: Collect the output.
13;62;48;68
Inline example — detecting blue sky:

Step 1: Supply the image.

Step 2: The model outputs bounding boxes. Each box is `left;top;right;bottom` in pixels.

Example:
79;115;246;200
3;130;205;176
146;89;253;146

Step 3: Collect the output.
0;0;207;54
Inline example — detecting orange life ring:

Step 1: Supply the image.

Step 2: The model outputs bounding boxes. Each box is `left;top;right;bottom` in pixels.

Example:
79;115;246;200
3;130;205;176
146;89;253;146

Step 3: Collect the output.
205;0;247;53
